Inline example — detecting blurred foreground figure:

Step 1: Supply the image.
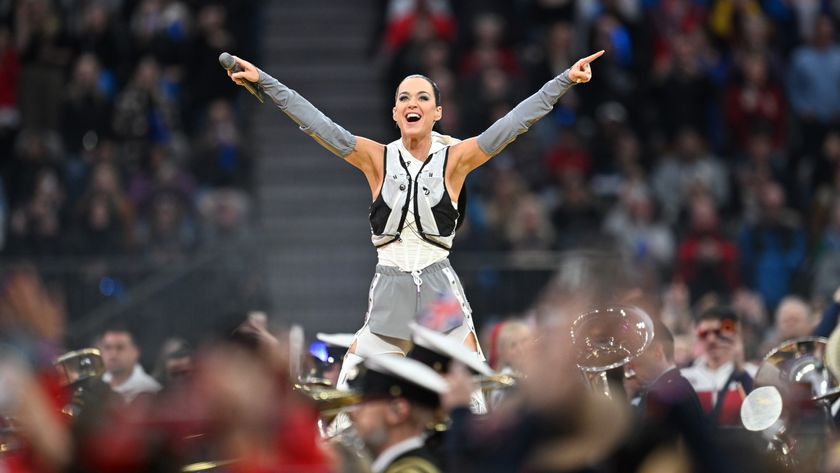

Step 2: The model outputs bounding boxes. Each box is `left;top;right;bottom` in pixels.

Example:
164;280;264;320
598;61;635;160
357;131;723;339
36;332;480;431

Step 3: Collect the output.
443;309;629;473
442;252;635;473
489;320;531;409
0;268;72;473
619;322;729;473
438;251;773;472
66;313;344;472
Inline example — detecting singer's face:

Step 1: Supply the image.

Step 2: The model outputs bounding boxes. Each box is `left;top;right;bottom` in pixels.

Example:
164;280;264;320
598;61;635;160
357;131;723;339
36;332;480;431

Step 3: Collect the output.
393;77;442;139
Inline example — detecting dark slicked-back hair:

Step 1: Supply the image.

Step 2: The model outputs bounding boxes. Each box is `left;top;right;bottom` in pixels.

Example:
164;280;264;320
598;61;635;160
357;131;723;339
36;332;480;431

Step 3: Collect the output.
397;74;441;105
101;321;137;344
698;306;739;325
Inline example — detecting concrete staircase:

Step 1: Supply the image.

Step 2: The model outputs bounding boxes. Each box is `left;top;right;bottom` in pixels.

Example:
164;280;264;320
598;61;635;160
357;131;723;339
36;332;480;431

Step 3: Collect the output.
253;1;387;333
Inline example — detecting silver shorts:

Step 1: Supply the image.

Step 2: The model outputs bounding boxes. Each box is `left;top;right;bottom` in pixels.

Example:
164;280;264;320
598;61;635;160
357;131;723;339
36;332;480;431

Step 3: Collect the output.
364;259;475;340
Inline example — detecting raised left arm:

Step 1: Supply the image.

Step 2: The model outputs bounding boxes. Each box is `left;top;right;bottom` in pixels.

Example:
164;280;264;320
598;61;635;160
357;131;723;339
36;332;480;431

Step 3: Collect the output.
450;50;604;175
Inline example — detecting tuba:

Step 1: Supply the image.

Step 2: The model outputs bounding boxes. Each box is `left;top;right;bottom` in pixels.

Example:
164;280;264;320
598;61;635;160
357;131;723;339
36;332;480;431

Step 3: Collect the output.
754;337;837;401
570;305;654;397
741;336;838;468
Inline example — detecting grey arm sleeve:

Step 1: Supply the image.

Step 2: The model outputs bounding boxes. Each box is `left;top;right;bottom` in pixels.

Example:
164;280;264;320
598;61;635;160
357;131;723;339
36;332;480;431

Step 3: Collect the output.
476;69;575;157
257;68;357;158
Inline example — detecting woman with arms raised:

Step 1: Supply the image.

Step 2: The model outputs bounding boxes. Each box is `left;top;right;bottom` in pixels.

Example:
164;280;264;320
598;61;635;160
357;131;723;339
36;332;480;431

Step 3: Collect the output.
226;49;605;385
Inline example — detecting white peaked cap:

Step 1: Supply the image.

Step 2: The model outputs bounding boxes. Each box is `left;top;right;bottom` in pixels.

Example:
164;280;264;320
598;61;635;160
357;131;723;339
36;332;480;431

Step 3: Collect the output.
410;323;494;376
364;354;450;395
316;332;356;348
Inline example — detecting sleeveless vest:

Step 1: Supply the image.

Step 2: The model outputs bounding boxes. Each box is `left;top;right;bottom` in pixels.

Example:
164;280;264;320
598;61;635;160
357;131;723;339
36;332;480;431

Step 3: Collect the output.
369;139;463;250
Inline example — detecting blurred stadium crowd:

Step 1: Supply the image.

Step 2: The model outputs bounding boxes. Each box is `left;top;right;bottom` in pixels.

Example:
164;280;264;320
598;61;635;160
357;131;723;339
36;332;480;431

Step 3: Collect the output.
0;0;259;260
0;0;262;321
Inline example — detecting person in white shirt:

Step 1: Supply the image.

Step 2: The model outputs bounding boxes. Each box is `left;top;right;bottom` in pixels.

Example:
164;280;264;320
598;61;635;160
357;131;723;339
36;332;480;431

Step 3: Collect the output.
99;327;161;403
681;307;755;427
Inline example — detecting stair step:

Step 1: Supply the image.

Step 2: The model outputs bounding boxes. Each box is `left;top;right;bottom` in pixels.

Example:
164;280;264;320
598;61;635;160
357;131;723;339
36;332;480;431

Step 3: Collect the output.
258;163;360;185
264;26;374;47
260;199;365;219
262;215;366;232
250;74;381;94
268;245;375;262
265;2;372;15
270;63;374;80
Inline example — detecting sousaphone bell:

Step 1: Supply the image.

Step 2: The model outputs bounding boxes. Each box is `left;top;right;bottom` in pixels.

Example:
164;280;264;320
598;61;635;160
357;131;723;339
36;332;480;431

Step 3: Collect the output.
570;305;655;397
741;336;838;467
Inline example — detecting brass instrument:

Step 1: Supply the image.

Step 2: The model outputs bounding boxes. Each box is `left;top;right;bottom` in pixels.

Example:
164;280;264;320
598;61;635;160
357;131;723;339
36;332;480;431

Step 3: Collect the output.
570;305;654;397
741;386;793;467
53;348;106;417
0;416;20;456
823;327;840;401
754;337;837;401
742;337;838;468
181;460;237;472
54;348;105;387
474;373;519;390
293;383;362;417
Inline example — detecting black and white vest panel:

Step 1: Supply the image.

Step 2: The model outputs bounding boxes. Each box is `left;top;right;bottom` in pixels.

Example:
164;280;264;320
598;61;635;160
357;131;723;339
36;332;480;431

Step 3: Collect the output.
369;140;459;250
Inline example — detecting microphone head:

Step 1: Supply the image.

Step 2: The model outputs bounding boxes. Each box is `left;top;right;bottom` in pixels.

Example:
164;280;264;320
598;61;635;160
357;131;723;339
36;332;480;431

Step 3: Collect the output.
219;52;235;70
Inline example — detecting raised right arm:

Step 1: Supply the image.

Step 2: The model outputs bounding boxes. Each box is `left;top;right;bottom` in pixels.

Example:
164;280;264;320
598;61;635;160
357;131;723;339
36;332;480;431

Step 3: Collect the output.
228;56;383;188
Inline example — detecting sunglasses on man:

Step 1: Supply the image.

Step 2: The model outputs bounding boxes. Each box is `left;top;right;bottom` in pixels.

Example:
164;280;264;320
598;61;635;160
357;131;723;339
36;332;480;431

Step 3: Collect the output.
696;327;735;342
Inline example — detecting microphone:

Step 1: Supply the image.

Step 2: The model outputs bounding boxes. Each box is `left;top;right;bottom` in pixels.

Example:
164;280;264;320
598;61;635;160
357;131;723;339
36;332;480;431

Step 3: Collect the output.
219;52;264;103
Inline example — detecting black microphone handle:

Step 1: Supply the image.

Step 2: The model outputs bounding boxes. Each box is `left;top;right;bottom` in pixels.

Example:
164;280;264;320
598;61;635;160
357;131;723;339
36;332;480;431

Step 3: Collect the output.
241;80;264;104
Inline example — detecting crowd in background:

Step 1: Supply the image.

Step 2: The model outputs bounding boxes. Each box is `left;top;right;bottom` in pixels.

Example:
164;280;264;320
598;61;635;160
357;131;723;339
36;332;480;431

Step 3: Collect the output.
0;0;258;261
370;0;840;362
0;0;262;321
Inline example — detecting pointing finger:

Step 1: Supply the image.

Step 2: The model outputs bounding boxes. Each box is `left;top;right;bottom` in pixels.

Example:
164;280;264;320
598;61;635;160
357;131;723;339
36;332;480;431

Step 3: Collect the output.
582;50;606;64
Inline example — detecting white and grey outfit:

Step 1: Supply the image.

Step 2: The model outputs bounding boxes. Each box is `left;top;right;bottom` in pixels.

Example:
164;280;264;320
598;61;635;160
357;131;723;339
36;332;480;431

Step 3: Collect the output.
364;136;475;341
256;66;576;384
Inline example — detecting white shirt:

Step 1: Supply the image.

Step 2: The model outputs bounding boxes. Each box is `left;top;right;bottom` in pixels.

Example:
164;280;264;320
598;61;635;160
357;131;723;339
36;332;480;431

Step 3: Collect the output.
680;357;756;403
371;435;426;473
103;363;161;403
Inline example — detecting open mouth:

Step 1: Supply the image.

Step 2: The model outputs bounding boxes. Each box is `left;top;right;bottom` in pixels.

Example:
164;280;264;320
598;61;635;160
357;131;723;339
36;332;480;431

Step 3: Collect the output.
406;113;421;123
